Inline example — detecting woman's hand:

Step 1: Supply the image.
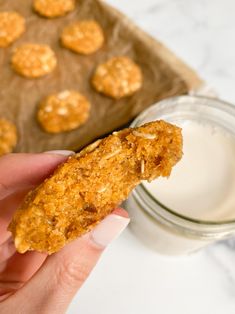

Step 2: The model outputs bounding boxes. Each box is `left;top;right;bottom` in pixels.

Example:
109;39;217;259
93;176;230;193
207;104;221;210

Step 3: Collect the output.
0;152;129;314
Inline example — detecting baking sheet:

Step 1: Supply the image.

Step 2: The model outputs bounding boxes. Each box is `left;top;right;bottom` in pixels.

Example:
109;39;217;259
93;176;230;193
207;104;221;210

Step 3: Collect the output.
0;0;203;153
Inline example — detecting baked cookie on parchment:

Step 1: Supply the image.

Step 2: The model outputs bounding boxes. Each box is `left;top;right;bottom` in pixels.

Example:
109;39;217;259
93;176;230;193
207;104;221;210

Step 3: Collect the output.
0;12;25;48
92;56;143;99
0;118;17;156
61;20;104;55
34;0;76;18
37;90;91;133
11;43;57;78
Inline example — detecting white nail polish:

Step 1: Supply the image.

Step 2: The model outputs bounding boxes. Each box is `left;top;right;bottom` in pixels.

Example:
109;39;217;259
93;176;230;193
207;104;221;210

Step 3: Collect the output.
44;150;75;156
91;215;130;248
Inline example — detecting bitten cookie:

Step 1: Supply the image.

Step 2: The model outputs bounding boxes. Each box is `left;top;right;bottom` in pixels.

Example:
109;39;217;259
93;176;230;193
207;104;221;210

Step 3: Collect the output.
0;12;25;48
9;120;182;254
92;56;143;99
33;0;75;18
0;118;17;156
61;20;104;55
11;44;57;78
37;90;91;133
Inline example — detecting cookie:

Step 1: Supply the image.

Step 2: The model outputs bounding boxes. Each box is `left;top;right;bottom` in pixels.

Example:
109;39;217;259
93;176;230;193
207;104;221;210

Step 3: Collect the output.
11;44;57;78
61;20;104;55
0;12;25;48
0;118;17;156
33;0;75;18
92;56;143;99
37;90;91;133
8;120;182;254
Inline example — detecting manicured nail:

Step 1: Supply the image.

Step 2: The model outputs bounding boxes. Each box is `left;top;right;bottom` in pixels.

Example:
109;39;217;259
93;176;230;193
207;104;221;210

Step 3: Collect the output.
90;214;130;248
44;150;75;156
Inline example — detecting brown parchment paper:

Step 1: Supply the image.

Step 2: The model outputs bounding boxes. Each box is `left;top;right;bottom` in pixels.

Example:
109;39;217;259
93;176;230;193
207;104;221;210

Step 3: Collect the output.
0;0;203;153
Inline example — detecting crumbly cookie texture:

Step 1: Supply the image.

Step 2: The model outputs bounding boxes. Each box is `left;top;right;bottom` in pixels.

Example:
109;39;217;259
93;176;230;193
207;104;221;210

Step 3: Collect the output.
37;90;91;134
92;56;143;99
11;44;57;78
61;20;104;55
0;118;17;156
9;120;182;254
34;0;75;18
0;12;25;48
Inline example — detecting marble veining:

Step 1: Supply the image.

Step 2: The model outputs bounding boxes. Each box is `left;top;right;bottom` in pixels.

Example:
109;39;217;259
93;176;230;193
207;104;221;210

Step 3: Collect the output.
68;1;235;313
108;0;235;104
206;241;235;297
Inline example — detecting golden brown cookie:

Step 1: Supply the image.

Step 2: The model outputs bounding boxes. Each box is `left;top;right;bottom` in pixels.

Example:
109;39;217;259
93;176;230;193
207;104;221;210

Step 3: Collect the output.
61;20;104;55
8;120;182;254
33;0;75;18
0;12;25;48
37;90;91;133
92;56;143;99
11;44;57;78
0;118;17;156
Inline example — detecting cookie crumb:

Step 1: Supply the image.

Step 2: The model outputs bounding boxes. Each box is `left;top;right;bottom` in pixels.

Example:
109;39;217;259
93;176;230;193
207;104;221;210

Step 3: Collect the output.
133;130;156;140
98;186;107;193
61;20;104;55
141;160;145;174
104;148;122;160
92;56;143;99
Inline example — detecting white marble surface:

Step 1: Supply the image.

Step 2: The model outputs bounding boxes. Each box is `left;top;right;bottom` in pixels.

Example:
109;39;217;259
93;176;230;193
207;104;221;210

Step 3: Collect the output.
68;1;235;313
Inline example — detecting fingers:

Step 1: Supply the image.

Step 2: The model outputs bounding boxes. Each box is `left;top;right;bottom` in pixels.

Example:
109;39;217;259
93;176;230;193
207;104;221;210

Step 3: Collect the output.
0;238;15;264
0;152;73;200
0;251;47;283
0;189;29;245
0;251;47;302
10;209;129;314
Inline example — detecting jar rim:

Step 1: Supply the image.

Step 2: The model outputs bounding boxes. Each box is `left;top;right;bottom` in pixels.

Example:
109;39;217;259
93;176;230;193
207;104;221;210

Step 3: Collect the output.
131;95;235;234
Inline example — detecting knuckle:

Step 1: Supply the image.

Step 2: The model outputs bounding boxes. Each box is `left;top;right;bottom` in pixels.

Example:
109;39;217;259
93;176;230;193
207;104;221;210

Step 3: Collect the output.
55;256;90;289
0;182;10;200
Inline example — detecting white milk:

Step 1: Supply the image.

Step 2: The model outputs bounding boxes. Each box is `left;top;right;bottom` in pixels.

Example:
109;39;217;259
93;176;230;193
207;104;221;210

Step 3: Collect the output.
143;120;235;221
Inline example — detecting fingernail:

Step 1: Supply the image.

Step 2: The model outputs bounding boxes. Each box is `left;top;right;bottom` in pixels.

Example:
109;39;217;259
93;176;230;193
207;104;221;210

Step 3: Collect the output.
44;150;75;156
91;214;130;248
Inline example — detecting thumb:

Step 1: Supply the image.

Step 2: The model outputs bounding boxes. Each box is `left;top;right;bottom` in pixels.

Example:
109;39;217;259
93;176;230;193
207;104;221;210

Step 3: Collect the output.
9;209;129;314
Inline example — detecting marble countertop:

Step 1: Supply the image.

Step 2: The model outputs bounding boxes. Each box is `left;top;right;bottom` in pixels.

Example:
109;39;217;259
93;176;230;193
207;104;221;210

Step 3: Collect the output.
68;1;235;313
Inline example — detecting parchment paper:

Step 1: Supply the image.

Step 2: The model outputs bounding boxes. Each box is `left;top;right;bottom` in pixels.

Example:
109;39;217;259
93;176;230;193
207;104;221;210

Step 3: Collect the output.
0;0;203;153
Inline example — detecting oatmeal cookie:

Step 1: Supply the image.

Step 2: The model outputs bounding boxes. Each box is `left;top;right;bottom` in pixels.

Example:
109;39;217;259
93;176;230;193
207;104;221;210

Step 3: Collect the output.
0;12;25;48
61;20;104;55
92;56;143;99
37;90;91;133
0;118;17;156
9;120;182;254
11;44;57;78
34;0;75;18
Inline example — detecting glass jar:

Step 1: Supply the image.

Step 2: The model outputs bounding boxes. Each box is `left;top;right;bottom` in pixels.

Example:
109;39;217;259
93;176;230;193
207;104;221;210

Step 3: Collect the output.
125;95;235;255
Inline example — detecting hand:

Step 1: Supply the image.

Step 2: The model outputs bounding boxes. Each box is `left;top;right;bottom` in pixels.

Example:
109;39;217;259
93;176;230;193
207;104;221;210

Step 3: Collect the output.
0;152;129;314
